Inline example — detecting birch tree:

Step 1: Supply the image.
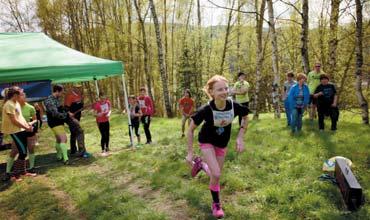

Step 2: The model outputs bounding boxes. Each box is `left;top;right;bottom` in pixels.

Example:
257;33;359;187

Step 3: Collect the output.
219;0;236;75
149;0;173;117
133;0;153;99
354;0;369;124
327;0;340;81
267;0;281;118
253;0;266;120
301;0;310;74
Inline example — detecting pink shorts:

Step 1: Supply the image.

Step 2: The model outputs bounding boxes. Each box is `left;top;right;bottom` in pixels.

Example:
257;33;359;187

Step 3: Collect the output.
199;143;227;157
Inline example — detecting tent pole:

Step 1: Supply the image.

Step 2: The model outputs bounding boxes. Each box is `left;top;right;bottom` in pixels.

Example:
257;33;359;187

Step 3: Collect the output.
94;79;100;98
121;74;134;147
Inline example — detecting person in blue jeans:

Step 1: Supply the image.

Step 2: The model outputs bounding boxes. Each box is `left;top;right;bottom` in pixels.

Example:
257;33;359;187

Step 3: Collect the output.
287;73;310;133
282;71;297;126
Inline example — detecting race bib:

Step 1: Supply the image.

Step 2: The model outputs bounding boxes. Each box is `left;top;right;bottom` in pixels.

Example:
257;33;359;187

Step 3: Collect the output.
138;100;145;108
100;103;109;113
213;110;234;127
211;100;234;128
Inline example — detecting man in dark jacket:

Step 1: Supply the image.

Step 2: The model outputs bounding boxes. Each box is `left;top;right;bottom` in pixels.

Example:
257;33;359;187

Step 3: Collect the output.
313;74;339;131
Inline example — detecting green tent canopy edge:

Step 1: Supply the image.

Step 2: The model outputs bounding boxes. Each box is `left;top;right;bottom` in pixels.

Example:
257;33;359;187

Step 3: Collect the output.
0;32;124;83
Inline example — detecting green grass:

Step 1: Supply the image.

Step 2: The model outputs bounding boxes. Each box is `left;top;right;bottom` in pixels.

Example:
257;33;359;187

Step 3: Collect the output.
0;111;369;219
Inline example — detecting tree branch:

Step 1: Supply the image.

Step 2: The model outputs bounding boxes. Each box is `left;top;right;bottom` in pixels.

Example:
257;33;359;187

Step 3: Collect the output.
279;0;302;16
208;0;271;23
276;17;302;25
207;0;257;15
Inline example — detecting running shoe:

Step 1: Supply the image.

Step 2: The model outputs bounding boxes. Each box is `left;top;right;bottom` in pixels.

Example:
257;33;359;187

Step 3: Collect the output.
212;203;224;218
10;175;23;182
191;157;203;177
83;152;91;158
27;168;37;174
24;171;37;177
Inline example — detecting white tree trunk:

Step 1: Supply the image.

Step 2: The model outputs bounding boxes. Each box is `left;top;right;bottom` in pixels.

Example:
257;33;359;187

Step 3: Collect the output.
355;0;369;124
253;0;266;120
328;0;340;82
301;0;310;74
267;0;281;118
149;0;173;117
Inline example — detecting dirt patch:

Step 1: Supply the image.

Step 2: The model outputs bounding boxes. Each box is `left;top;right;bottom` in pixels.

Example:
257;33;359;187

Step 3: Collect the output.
0;209;20;220
115;174;191;220
87;163;191;220
35;176;87;220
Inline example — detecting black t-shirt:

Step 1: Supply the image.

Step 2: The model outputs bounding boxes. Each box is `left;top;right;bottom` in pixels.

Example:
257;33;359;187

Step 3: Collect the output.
191;99;249;148
314;83;336;107
130;105;140;124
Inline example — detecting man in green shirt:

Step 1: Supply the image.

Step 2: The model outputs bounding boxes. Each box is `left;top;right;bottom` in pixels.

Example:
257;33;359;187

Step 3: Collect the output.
307;62;325;120
232;72;250;126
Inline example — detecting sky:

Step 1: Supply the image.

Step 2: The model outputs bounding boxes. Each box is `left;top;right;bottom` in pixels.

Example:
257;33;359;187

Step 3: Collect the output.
0;0;366;32
199;0;360;27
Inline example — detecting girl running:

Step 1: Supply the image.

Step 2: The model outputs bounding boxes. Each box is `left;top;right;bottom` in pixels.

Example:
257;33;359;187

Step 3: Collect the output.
187;75;249;218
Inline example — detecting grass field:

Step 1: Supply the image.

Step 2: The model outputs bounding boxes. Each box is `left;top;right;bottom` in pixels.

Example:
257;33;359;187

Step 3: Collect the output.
0;111;369;220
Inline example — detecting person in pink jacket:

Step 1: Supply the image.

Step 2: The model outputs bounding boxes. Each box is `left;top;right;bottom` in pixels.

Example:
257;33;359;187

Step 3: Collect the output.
92;92;111;156
137;87;154;144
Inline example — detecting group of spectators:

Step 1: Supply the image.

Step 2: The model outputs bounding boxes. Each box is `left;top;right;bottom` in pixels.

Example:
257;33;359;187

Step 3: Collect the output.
283;62;339;133
1;83;156;182
0;84;89;181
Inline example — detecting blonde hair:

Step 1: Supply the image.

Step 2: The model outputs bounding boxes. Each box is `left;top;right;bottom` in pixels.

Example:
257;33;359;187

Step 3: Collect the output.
296;73;307;81
203;75;228;99
4;86;22;102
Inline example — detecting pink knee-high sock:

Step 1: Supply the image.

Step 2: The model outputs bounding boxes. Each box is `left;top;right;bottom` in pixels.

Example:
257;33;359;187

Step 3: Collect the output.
209;184;220;192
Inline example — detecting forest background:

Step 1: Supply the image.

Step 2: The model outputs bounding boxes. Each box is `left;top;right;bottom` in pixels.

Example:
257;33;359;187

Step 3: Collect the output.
0;0;369;122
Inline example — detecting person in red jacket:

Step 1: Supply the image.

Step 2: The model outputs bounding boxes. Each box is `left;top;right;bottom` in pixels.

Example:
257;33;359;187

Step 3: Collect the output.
137;87;154;144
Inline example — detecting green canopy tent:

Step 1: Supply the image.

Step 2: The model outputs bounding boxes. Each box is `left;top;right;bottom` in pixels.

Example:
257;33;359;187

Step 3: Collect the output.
0;32;135;145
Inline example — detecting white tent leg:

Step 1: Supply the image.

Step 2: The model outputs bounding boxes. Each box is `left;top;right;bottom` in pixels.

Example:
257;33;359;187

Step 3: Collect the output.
121;74;134;147
94;79;100;98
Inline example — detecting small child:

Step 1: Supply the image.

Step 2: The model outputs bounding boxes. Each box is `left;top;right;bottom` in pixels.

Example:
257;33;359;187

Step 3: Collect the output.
128;95;142;146
93;93;111;156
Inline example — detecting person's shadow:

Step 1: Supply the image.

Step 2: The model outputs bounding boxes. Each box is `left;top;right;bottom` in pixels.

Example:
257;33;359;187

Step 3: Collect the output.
0;151;96;192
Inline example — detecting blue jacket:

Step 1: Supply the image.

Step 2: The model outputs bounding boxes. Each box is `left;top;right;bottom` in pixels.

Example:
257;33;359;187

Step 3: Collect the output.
287;83;310;110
